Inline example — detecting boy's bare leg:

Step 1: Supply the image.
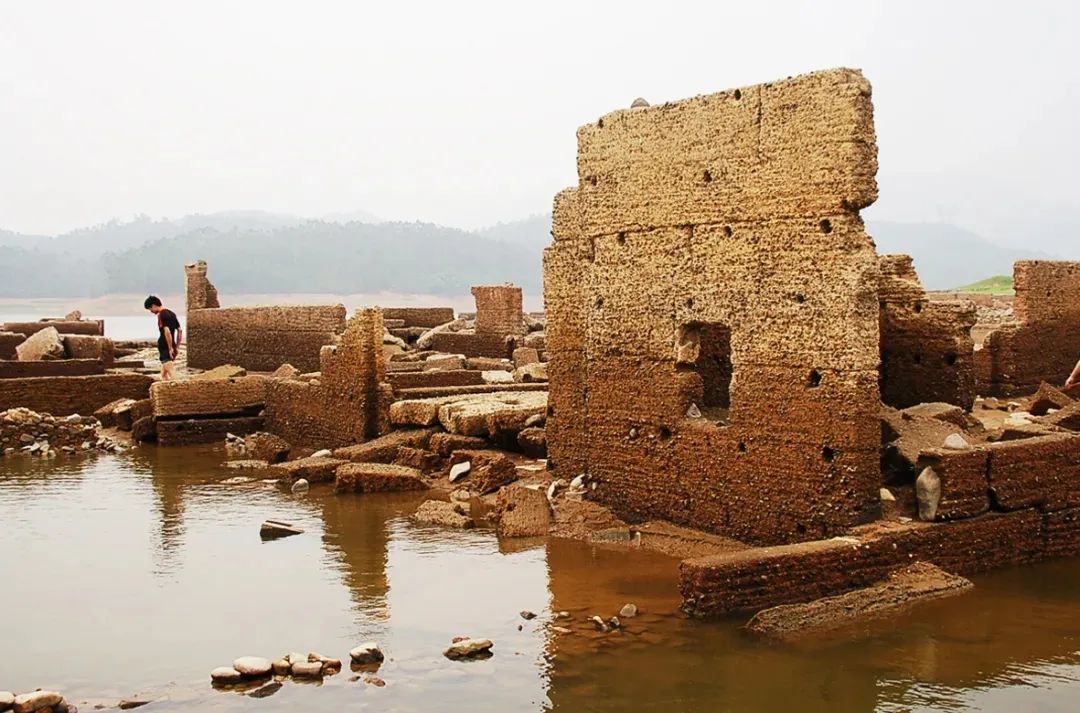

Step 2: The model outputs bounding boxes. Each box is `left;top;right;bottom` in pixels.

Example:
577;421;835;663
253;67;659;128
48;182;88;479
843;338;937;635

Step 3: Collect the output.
161;361;175;381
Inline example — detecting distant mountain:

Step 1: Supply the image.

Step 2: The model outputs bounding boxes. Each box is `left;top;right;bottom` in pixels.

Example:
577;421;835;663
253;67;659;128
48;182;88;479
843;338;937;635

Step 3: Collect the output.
867;221;1057;290
0;212;1062;298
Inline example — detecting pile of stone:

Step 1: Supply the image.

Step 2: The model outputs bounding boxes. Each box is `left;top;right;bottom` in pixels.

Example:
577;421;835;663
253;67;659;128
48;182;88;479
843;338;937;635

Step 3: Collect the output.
0;689;73;713
211;652;343;685
0;408;122;458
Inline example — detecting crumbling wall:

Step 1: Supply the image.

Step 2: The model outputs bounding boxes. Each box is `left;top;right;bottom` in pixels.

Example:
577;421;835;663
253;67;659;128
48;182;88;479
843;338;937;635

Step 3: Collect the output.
381;307;455;328
184;261;345;372
0;374;153;416
544;68;882;545
265;308;392;448
1;320;104;337
185;260;220;311
472;285;524;337
976;261;1080;396
878;255;976;409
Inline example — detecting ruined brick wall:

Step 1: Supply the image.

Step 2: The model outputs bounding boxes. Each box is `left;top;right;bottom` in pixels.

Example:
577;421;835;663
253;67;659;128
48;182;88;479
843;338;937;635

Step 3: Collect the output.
183;261;345;372
187;305;346;372
381;307;455;328
185;260;220;311
472;285;524;337
265;309;392;448
0;374;153;416
544;69;882;545
878;255;976;409
0;332;25;359
1;320;104;337
977;261;1080;396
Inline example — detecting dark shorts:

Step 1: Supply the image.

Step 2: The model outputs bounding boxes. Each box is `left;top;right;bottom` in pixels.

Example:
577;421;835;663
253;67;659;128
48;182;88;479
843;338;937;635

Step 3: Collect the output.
158;342;173;363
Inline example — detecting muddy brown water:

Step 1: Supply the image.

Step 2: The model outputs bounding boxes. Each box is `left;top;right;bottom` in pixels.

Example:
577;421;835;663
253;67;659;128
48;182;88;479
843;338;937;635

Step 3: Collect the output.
2;446;1079;712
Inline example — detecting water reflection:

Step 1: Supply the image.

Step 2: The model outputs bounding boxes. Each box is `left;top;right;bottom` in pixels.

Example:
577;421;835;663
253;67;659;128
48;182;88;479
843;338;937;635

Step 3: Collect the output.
1;447;1078;712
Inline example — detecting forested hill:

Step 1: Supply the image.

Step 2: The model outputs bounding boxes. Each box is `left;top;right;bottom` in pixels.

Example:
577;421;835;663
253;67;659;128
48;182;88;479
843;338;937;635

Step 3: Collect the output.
0;211;1062;297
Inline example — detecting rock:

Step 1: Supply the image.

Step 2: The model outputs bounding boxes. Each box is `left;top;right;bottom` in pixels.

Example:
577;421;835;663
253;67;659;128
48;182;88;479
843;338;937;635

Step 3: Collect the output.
619;603;638;618
425;354;467;371
880;488;896;502
349;642;385;664
551;626;572;634
608;616;621;629
686;403;702;418
361;674;386;686
481;370;514;384
260;519;303;539
16;327;65;361
247;682;282;699
225;460;267;471
210;667;242;684
916;467;941;521
496;486;552;537
512;347;540;368
190;365;247;381
233;656;272;677
64;310;82;320
448;461;471;483
291;478;309;494
290;661;324;678
520;610;537;620
0;692;12;712
117;698;152;710
285;652;307;664
590;615;610;632
631;97;650;108
449;450;518;494
12;691;63;713
450;488;473;503
554;611;571;620
570;474;587;491
246;432;291;463
271;659;291;675
335;462;428;493
310;449;333;459
516;427;547;458
272;363;301;379
416;319;466;350
414;500;474;529
546;479;566;502
524;413;546;428
513;362;548;383
444;638;494;660
943;433;970;450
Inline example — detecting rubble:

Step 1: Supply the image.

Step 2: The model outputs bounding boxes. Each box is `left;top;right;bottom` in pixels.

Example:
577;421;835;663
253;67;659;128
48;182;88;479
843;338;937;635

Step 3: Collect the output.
414;500;474;529
334;463;428;493
495;485;552;537
448;450;518;494
15;327;66;361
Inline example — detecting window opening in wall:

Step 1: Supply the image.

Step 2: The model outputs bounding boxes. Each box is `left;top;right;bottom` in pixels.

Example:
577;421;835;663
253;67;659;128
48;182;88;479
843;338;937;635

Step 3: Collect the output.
676;321;733;425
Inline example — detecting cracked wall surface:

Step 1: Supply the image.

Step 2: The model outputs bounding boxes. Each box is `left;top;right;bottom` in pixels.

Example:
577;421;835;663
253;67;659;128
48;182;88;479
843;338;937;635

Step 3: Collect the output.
544;68;882;545
976;261;1080;396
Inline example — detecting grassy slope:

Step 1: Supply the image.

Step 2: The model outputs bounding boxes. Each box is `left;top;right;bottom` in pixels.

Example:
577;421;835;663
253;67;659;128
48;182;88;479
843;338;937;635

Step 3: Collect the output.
951;275;1015;295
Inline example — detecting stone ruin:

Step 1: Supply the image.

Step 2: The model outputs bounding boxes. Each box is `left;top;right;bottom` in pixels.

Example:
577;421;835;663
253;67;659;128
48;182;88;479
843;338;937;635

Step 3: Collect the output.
184;261;346;373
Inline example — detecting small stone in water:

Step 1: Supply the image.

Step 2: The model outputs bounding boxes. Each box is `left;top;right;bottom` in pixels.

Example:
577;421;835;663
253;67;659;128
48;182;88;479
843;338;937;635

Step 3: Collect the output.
551;626;572;634
444;638;494;660
210;667;242;684
233;656;272;677
449;461;471;483
520;610;537;620
349;642;384;664
260;520;303;539
291;478;309;494
247;682;282;699
619;603;638;618
291;661;324;678
362;674;386;687
271;659;291;675
590;615;609;632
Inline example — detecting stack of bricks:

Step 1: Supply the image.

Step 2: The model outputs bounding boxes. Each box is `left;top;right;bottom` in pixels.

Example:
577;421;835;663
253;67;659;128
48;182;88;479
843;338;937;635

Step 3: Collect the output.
430;285;523;359
544;68;882;546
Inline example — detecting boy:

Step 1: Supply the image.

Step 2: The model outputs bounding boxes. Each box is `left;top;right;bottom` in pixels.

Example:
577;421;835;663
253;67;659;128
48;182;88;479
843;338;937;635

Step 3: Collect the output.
144;295;182;381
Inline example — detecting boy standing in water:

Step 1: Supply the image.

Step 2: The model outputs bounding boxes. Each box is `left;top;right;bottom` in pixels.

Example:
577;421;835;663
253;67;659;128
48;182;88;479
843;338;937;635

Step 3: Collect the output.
144;295;182;381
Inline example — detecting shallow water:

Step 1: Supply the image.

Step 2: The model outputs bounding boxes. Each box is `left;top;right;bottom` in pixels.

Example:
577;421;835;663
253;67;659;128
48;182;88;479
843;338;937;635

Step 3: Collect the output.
2;446;1079;712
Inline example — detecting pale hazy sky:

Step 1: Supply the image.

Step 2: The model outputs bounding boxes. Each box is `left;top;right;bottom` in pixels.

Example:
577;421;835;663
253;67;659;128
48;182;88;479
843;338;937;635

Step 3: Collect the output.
1;1;1077;251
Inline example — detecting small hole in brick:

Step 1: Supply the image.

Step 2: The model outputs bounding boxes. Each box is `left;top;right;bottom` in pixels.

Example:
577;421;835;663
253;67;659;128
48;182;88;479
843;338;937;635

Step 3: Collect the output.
595;297;604;309
703;169;712;183
879;299;887;310
659;427;672;440
597;118;604;128
587;175;598;186
617;232;626;245
945;353;958;366
795;293;806;304
796;523;807;535
733;89;742;100
685;298;694;309
737;441;747;453
723;226;733;238
808;369;822;387
547;406;554;417
914;302;923;313
819;218;832;234
913;353;922;365
822;446;836;462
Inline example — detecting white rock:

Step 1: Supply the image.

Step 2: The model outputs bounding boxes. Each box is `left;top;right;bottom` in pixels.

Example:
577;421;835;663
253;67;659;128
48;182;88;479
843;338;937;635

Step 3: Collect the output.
0;692;12;711
349;642;385;664
449;461;471;483
291;478;310;494
619;603;638;618
290;661;324;678
233;656;272;677
310;449;332;459
11;690;63;712
211;667;242;684
444;638;494;659
449;488;472;503
880;488;896;502
482;370;514;384
943;433;970;450
916;467;941;522
685;403;702;419
271;659;291;675
570;474;587;490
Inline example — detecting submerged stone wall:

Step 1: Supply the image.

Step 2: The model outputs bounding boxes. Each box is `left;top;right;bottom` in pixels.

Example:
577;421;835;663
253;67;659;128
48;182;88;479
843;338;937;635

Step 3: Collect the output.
184;261;345;372
878;255;977;409
265;308;392;448
976;261;1080;396
544;68;882;545
0;374;153;416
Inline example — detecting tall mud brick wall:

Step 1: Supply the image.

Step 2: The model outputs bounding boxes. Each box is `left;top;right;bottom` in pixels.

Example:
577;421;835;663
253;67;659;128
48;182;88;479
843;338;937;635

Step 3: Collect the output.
265;309;392;448
545;68;882;545
472;285;524;338
878;255;976;409
184;262;345;372
976;261;1080;396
